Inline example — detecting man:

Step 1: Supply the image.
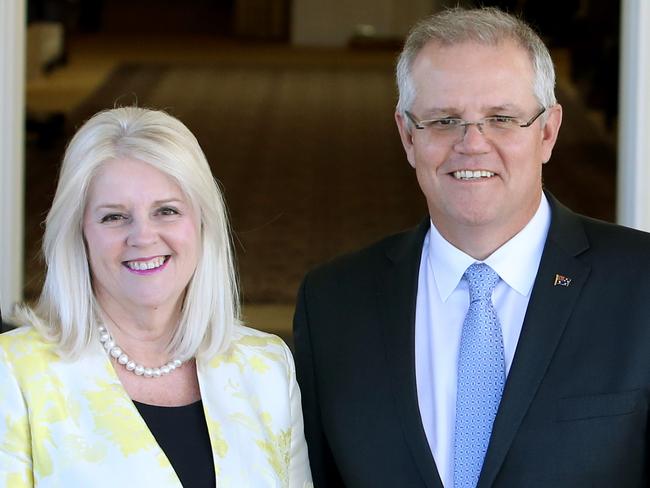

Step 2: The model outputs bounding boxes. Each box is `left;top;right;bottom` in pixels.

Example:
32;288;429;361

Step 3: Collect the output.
294;7;650;488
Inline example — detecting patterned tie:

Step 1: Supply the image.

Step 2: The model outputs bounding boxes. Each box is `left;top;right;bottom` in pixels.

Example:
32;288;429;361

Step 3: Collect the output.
454;263;505;488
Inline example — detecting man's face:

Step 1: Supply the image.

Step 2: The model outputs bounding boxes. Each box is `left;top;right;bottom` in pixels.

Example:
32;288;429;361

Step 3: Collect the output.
396;40;562;255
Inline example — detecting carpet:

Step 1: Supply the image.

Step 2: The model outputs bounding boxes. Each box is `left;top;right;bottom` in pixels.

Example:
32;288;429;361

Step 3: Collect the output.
24;59;615;304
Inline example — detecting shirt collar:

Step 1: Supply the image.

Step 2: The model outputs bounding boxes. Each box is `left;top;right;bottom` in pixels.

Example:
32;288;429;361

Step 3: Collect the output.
427;194;551;301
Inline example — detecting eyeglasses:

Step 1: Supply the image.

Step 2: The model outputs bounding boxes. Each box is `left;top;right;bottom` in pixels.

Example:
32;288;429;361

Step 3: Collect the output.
405;107;546;143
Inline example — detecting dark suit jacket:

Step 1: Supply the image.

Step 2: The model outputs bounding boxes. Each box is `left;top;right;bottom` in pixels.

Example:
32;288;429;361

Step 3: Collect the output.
294;195;650;487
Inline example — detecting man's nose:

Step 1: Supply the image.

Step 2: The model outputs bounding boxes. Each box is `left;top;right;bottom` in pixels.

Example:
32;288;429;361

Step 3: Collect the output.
454;122;491;152
462;121;486;136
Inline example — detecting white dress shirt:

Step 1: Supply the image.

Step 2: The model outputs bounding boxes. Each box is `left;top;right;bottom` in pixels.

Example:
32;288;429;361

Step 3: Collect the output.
415;194;551;488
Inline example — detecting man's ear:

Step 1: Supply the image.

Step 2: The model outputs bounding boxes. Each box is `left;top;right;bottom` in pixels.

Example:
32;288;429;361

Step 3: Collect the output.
540;103;562;163
395;111;417;168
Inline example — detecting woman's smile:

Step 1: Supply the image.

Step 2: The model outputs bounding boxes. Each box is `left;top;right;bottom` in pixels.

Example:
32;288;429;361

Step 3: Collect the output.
123;255;170;274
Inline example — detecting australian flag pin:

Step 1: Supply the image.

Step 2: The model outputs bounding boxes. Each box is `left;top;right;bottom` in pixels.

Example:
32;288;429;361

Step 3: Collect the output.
553;274;572;287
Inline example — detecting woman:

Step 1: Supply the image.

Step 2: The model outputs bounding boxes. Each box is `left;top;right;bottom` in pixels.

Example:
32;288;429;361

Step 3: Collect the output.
0;107;312;487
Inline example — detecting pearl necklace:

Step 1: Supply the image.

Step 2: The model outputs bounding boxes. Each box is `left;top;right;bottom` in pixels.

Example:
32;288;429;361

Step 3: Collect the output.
98;325;183;378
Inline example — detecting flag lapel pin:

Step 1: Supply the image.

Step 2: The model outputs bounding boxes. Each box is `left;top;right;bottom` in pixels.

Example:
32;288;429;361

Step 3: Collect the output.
553;274;572;287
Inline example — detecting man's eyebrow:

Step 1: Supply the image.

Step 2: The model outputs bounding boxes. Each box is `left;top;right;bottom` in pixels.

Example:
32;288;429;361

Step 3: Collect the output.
420;107;461;117
486;104;519;111
420;104;522;117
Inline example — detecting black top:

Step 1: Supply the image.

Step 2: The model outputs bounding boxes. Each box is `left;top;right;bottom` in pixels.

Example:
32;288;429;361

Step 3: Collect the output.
133;399;215;487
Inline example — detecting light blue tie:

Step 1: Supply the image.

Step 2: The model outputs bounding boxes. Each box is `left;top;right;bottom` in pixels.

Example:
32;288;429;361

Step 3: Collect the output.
454;263;505;488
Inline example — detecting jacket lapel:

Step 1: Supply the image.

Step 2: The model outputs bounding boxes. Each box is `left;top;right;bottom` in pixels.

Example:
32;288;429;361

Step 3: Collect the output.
479;195;591;487
78;344;181;485
380;219;444;488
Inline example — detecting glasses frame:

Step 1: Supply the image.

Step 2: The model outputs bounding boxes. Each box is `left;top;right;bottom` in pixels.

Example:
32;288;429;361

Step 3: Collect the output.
405;107;547;136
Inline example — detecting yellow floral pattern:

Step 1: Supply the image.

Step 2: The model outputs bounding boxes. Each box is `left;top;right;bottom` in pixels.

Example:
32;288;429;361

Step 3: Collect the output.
0;326;312;487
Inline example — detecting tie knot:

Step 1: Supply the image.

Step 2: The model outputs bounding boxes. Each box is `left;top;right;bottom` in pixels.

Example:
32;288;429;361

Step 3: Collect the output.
464;263;499;301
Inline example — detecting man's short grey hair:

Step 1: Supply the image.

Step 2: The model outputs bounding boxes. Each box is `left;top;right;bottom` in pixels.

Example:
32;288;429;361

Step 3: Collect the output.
396;7;557;119
18;106;241;360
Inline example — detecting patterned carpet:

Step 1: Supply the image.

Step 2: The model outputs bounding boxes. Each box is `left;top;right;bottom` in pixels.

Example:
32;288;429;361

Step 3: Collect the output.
24;59;615;305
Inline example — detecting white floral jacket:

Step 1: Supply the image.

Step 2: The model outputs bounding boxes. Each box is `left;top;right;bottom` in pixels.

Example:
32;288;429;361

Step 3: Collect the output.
0;325;312;487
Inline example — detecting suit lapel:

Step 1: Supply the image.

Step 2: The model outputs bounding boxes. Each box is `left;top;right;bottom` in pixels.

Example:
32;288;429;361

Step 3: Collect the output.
80;344;181;485
479;196;591;487
380;219;444;488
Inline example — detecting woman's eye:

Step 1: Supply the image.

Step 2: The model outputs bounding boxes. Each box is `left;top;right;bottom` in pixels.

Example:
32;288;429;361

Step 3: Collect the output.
100;214;126;223
158;207;180;216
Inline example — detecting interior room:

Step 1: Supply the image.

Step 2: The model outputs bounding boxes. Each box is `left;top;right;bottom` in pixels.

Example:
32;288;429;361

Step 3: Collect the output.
11;0;624;340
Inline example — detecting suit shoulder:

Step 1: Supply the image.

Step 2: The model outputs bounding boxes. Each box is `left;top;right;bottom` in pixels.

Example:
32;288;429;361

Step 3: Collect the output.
207;324;292;372
580;215;650;253
230;324;288;353
201;326;296;401
304;222;426;284
0;326;56;359
0;327;63;390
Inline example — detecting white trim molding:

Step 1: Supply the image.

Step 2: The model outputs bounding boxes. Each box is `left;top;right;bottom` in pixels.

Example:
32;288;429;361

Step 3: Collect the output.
0;0;26;317
617;0;650;231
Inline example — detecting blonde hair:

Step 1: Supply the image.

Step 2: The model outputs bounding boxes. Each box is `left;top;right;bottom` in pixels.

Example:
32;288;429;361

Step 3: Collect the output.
18;107;240;360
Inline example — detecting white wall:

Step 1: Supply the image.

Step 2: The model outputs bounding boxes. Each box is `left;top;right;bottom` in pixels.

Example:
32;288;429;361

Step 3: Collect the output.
617;0;650;231
0;0;26;318
291;0;435;47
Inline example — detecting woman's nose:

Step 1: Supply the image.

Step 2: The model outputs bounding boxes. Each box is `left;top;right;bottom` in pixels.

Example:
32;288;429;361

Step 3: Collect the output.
126;219;158;247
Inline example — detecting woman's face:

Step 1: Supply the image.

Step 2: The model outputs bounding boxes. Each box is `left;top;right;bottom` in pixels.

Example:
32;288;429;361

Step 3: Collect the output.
83;158;201;315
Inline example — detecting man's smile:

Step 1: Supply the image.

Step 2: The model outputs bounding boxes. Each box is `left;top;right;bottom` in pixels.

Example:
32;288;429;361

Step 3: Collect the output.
452;169;496;180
